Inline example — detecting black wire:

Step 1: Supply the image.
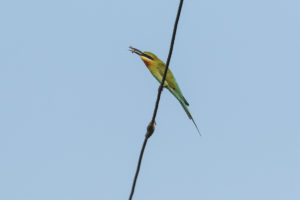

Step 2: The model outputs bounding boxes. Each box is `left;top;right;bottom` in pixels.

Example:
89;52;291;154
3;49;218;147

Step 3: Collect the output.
128;1;184;199
128;137;148;200
151;0;184;124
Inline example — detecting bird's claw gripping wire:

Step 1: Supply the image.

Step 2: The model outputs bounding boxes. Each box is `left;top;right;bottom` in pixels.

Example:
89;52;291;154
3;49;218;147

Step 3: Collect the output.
158;84;165;92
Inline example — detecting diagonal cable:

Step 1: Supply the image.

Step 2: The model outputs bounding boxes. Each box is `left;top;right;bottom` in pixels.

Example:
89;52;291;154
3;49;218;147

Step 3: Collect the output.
129;1;184;199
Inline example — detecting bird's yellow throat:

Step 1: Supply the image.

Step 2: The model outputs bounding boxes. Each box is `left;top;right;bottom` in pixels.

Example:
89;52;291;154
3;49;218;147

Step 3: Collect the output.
141;56;152;67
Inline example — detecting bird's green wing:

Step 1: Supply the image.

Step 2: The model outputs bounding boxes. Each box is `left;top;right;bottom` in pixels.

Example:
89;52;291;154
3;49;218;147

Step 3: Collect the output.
157;63;177;89
157;63;189;105
156;63;200;135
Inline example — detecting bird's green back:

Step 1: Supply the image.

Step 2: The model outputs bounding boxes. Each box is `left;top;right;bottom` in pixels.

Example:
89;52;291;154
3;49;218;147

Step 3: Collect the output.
131;47;200;135
143;52;184;98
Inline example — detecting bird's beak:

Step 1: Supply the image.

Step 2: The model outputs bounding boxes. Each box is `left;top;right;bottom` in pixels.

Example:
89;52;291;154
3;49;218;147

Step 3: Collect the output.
129;46;153;67
129;46;143;56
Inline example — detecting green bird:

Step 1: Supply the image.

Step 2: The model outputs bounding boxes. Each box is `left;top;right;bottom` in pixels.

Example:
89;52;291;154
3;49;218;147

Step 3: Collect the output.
129;46;201;135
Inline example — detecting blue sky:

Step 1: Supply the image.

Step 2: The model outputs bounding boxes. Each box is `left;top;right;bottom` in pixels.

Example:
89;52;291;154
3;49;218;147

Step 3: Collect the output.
1;0;299;199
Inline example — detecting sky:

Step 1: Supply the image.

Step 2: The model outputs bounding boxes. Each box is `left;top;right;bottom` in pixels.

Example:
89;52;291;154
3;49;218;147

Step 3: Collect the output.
0;0;300;199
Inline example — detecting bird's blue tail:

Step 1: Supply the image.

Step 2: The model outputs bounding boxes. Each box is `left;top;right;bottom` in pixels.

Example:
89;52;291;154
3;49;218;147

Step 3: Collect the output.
168;87;201;136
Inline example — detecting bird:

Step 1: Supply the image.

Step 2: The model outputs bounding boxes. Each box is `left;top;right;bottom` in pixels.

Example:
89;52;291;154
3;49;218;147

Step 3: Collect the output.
129;46;201;135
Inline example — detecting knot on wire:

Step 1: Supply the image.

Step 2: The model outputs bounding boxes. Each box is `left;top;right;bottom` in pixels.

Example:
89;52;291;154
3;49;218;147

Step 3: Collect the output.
146;120;156;138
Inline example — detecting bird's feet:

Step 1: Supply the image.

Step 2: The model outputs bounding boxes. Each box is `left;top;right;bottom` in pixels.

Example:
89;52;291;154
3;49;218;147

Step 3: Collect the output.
158;85;165;92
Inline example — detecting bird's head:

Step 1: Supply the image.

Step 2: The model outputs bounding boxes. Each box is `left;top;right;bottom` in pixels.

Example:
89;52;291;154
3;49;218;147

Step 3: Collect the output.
129;46;159;67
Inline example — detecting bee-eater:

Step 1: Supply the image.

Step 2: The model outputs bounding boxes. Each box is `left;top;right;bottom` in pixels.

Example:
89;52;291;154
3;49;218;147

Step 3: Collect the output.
129;46;201;135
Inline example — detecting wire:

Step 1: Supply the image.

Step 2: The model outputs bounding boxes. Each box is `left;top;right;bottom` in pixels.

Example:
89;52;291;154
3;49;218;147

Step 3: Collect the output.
128;137;148;200
128;1;184;199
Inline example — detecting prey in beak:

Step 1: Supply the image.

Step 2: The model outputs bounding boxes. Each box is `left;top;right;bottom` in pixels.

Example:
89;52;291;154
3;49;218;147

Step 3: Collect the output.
129;46;154;61
129;46;143;56
129;46;154;67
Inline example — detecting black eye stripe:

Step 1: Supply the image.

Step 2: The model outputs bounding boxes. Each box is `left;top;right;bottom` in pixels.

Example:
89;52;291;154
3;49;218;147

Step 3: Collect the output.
143;54;153;60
